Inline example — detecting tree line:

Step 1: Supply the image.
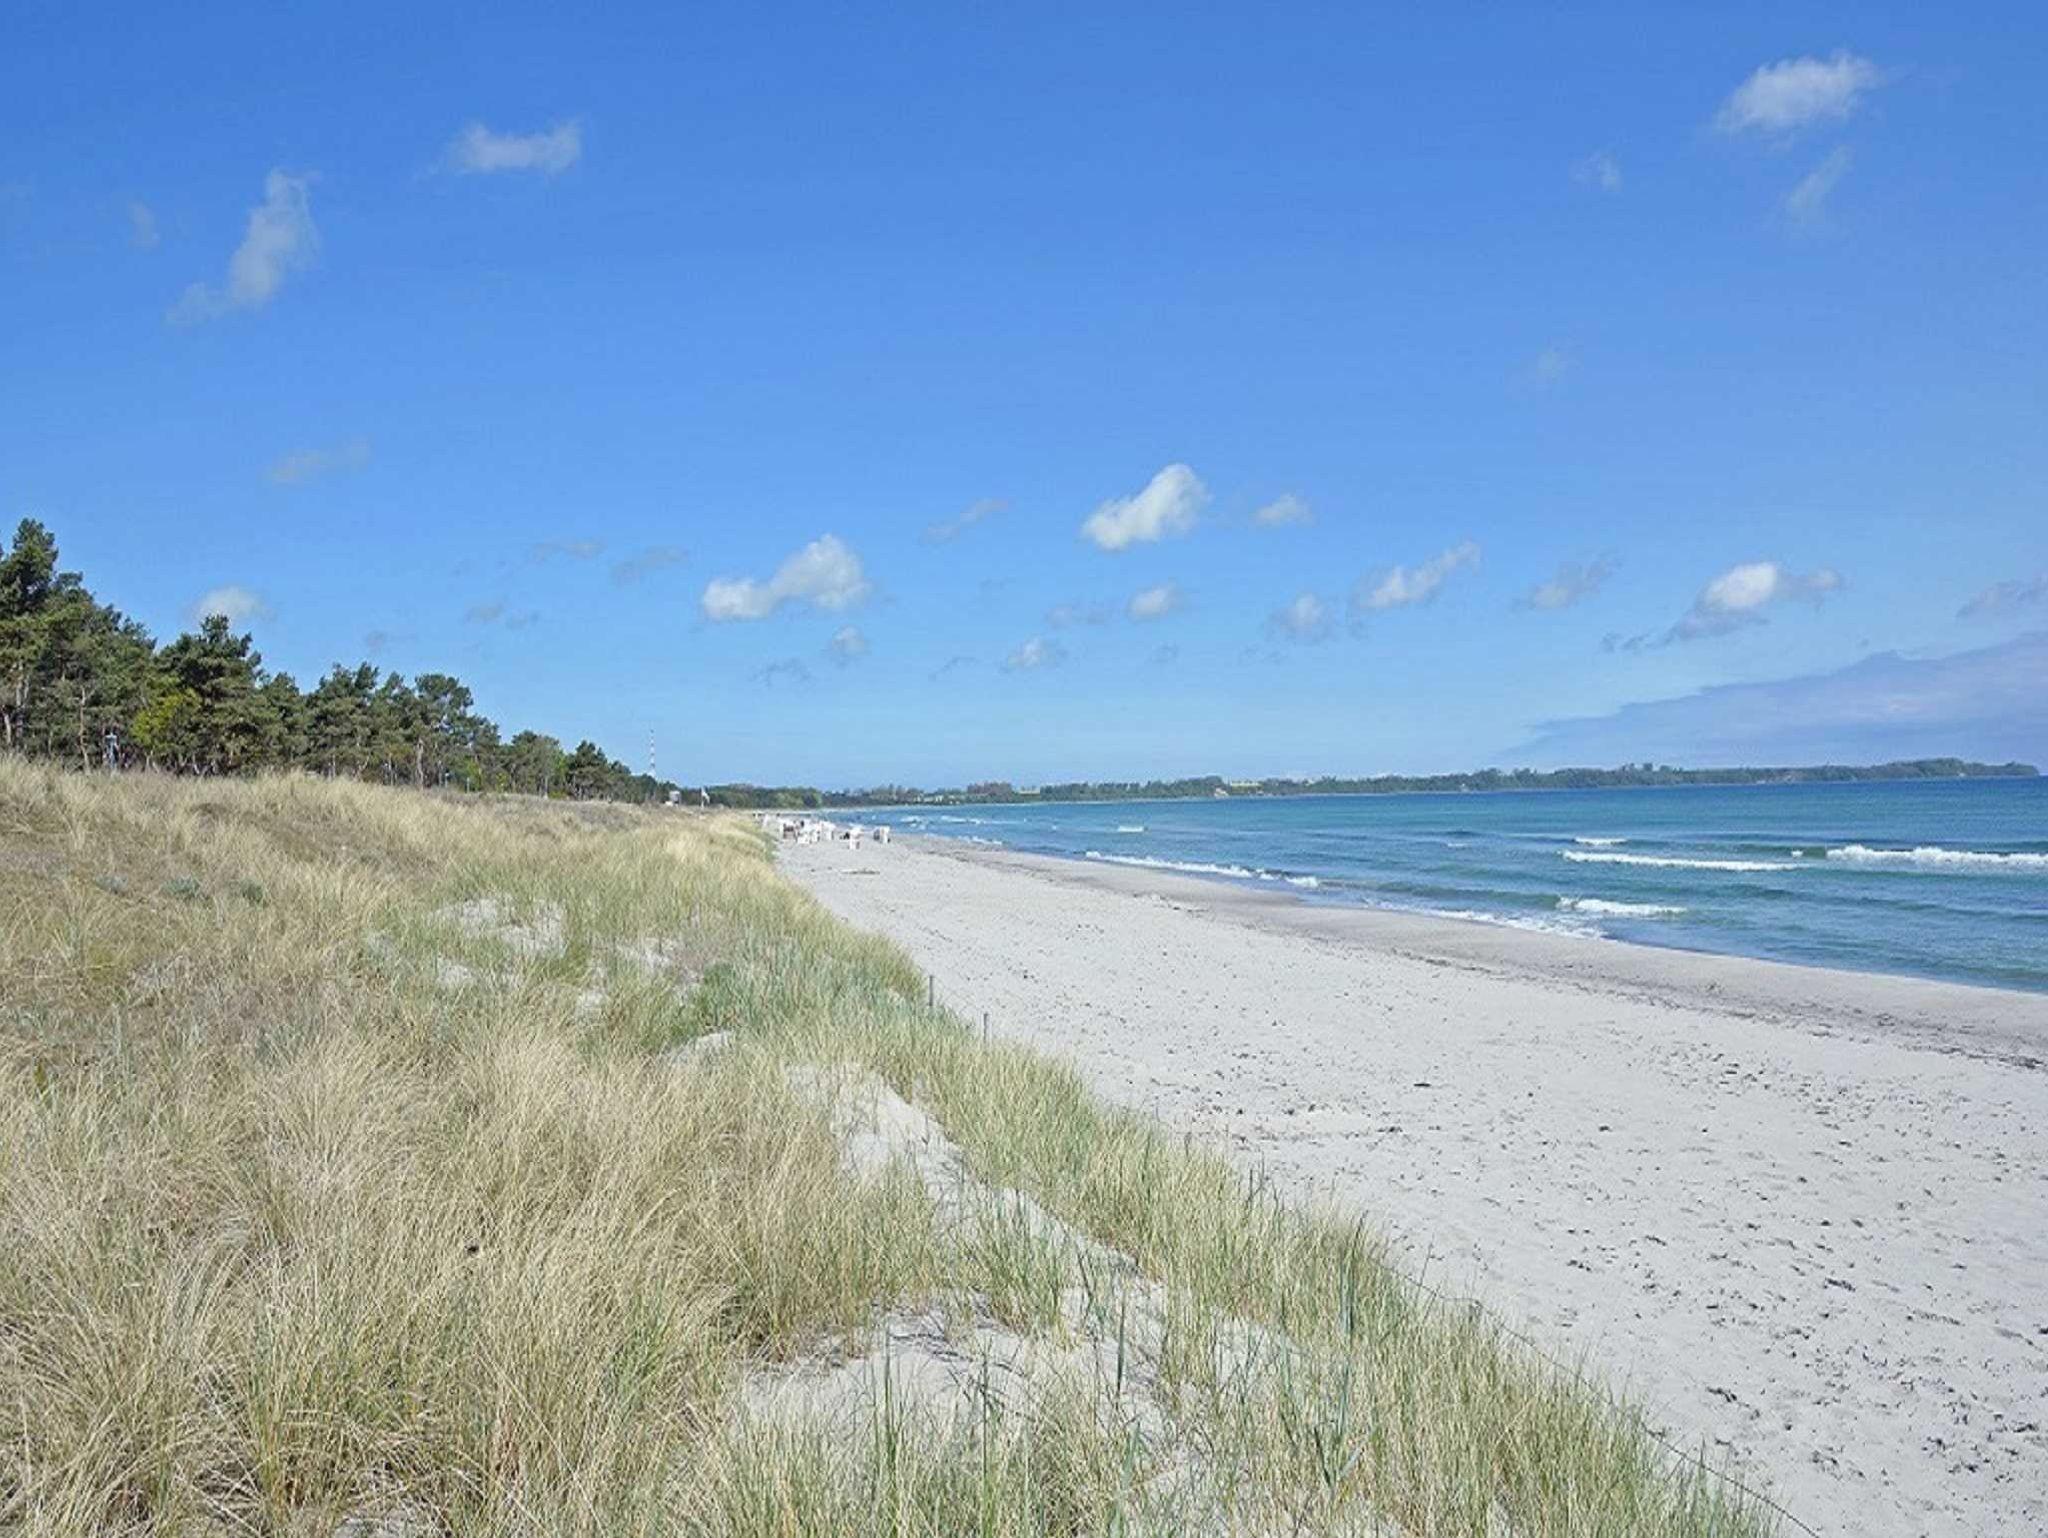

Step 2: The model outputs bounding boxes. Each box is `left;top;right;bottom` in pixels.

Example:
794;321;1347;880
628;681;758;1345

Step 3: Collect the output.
0;519;676;801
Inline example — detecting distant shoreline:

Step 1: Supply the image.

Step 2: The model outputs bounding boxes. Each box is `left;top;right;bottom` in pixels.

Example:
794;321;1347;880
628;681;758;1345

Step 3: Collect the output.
856;770;2043;814
712;758;2039;811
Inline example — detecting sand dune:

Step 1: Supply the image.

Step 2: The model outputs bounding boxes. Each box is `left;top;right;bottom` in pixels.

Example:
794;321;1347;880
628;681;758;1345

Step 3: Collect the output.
785;833;2048;1537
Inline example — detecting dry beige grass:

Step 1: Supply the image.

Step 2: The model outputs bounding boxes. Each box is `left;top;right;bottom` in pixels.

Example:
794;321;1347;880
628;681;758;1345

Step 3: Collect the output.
0;761;1783;1535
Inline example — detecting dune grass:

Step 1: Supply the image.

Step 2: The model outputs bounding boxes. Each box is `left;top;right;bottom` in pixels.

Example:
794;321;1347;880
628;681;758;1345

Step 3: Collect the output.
0;761;1781;1535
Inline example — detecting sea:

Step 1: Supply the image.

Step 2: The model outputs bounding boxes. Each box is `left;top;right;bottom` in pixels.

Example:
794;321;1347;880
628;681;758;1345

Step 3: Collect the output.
857;778;2048;993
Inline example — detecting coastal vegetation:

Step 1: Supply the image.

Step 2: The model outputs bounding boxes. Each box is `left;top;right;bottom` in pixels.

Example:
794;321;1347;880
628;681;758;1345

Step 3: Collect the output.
0;759;1785;1534
0;519;671;800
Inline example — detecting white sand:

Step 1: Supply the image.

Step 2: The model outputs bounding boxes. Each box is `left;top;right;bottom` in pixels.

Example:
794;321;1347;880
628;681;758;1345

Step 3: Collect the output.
783;834;2048;1537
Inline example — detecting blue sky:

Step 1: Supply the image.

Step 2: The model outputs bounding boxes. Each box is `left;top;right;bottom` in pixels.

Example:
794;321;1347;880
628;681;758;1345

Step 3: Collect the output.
5;2;2044;785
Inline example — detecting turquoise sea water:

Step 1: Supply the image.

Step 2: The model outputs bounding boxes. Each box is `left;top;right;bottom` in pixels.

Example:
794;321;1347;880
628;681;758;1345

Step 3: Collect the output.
860;779;2048;993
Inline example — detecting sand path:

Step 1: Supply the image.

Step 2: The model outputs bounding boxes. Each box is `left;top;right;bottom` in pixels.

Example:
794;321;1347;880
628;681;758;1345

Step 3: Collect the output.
784;834;2048;1537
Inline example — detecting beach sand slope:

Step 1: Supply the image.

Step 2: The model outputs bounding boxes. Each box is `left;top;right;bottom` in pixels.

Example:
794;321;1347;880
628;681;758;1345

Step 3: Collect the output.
784;835;2048;1537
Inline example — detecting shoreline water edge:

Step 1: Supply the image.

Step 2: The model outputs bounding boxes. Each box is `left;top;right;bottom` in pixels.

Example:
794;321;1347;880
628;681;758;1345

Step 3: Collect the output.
798;778;2048;996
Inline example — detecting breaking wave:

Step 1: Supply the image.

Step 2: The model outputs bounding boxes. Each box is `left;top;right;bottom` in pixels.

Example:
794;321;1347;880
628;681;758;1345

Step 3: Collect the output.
1823;844;2048;871
1562;850;1797;872
1558;896;1687;918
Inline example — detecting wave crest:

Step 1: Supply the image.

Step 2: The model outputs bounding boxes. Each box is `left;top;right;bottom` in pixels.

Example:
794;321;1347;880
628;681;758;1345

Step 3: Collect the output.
1562;850;1797;872
1824;844;2048;871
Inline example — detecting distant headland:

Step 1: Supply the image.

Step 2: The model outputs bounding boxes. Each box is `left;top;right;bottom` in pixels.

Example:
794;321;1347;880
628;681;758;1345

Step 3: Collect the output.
699;757;2039;810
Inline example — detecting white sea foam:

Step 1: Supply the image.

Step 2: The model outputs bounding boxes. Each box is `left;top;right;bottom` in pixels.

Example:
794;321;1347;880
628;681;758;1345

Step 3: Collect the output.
1562;850;1796;872
1115;824;1146;834
1285;874;1321;888
1421;906;1598;939
1559;896;1687;918
1573;836;1628;847
1084;851;1259;880
1823;844;2048;871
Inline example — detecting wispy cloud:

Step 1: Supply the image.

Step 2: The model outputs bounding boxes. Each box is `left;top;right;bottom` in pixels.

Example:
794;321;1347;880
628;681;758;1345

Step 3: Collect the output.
1573;151;1622;193
1784;146;1852;227
1715;52;1883;136
1523;632;2048;768
363;629;400;656
1520;347;1576;392
610;546;687;584
1267;593;1333;643
532;537;603;562
267;437;370;486
465;599;540;629
1046;600;1112;629
441;120;582;176
753;657;813;688
1252;493;1313;528
127;200;159;250
1353;541;1481;614
1002;636;1065;672
168;169;318;325
1127;583;1182;621
701;534;871;621
1150;643;1180;666
930;654;977;682
1667;560;1841;641
1081;464;1207;551
827;625;869;665
1520;556;1615;612
923;496;1007;543
191;585;269;625
1959;574;2048;619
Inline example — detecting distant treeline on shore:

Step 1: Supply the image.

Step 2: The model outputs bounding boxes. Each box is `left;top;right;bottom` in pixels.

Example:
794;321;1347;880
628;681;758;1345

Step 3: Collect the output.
702;758;2039;810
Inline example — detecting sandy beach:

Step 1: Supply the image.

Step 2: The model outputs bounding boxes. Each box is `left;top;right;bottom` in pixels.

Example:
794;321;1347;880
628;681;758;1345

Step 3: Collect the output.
784;832;2048;1537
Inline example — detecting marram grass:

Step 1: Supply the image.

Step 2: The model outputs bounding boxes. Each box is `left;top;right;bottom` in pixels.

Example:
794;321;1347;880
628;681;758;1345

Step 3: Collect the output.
0;759;1781;1535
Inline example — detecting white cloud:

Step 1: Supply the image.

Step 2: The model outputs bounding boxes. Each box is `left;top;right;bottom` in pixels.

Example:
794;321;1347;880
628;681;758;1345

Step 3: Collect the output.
1002;635;1065;672
1252;493;1313;528
442;120;582;176
1958;574;2047;619
267;437;370;486
1669;560;1842;641
828;625;870;664
1267;593;1332;643
1127;583;1181;621
1354;541;1481;613
167;170;317;325
127;200;159;250
1521;556;1615;612
1573;151;1623;193
701;534;871;621
1081;464;1207;551
1715;52;1883;136
191;584;268;625
923;496;1007;543
1784;146;1852;226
